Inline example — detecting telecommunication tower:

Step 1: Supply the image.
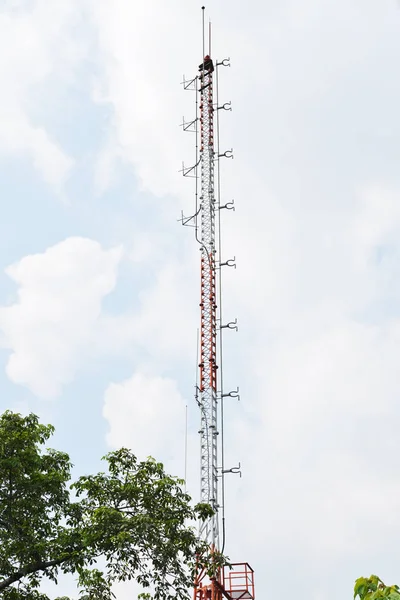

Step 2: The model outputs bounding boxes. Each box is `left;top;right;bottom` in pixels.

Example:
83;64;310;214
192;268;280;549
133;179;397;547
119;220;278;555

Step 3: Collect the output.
180;7;255;600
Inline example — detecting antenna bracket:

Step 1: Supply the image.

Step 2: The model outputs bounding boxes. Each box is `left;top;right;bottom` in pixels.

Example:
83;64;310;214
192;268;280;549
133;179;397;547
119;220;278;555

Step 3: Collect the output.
220;257;236;268
217;101;232;111
222;387;240;401
218;149;234;159
181;116;198;132
180;160;200;178
223;463;242;478
182;75;197;90
221;318;238;331
216;58;231;67
219;200;235;211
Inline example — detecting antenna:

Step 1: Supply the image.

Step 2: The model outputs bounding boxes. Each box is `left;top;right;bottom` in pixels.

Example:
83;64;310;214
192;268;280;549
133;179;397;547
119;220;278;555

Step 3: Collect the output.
180;7;255;600
184;404;188;493
202;6;205;66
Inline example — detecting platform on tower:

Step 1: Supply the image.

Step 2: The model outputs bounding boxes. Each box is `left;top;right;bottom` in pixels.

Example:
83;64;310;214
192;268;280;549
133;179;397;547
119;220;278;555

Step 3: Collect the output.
223;563;255;600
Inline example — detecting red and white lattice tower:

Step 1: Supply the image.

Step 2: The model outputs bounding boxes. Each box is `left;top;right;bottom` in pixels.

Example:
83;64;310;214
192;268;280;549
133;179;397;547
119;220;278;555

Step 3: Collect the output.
198;50;218;547
181;7;255;600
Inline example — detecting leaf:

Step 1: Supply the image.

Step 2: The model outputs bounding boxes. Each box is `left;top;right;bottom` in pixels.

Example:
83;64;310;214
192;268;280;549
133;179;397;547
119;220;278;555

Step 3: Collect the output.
355;578;369;599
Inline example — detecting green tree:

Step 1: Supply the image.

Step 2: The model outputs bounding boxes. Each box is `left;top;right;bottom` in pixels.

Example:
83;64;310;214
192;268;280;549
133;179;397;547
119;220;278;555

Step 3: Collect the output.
0;411;216;600
355;576;400;600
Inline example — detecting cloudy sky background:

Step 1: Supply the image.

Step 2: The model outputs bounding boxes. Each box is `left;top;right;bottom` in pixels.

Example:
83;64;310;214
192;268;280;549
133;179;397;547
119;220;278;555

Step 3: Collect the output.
1;0;400;598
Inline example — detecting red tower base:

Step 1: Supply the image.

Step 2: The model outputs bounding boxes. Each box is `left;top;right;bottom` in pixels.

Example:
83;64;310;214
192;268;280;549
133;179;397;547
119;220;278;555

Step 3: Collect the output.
193;564;255;600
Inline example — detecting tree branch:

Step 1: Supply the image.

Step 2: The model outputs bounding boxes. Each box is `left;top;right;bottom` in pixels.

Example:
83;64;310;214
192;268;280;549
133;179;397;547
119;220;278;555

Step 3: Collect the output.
0;556;67;590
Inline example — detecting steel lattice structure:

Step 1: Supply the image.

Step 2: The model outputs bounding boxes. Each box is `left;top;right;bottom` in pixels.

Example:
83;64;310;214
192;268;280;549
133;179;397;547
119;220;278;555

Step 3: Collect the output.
181;9;256;600
198;54;219;547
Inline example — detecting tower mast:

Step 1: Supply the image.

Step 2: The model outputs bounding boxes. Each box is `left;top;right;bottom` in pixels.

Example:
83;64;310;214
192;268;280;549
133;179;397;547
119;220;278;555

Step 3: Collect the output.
198;28;218;548
181;7;255;600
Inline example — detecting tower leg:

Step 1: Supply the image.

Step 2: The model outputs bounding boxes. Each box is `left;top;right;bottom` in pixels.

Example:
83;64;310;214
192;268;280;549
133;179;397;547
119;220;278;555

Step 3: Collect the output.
193;569;224;600
193;583;223;600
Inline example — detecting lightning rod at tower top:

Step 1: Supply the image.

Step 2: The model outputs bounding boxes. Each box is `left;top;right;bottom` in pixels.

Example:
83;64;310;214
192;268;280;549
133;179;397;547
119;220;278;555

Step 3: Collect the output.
180;7;256;600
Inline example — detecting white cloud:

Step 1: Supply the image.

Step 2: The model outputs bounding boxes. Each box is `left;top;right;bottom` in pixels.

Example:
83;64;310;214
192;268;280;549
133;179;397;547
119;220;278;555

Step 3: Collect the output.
0;237;122;398
130;260;198;363
0;109;74;189
93;230;199;369
220;175;400;580
89;0;204;201
0;0;84;188
103;371;187;471
353;185;400;264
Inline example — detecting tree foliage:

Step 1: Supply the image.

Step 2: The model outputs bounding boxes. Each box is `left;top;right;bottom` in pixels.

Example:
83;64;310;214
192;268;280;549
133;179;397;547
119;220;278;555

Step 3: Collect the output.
0;411;217;600
355;576;400;600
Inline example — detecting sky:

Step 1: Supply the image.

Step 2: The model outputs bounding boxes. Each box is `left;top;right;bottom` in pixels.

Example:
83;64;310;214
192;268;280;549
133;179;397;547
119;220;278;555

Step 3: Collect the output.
1;0;400;598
